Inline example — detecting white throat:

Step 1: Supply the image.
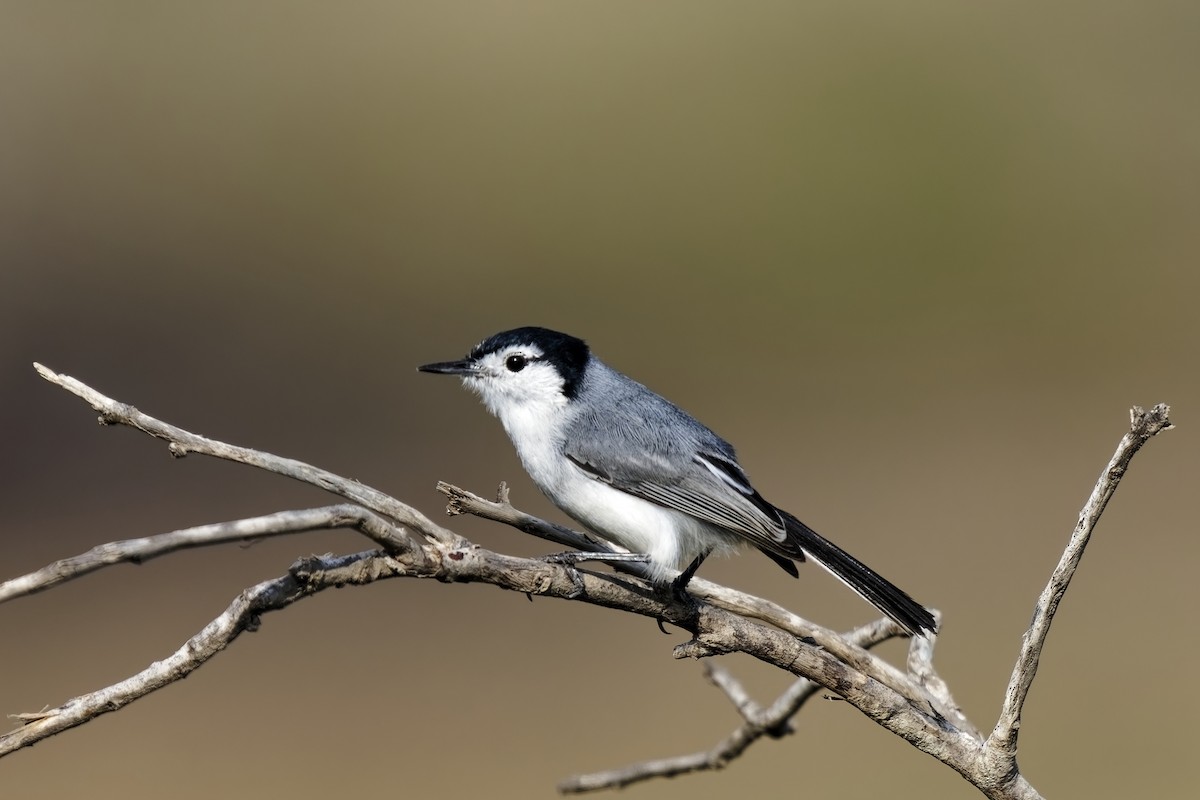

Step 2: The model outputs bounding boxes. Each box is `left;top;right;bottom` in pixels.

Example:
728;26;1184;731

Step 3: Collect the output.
467;371;572;491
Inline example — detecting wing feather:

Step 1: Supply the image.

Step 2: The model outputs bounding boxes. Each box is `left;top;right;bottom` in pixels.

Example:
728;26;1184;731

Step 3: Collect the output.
564;449;801;557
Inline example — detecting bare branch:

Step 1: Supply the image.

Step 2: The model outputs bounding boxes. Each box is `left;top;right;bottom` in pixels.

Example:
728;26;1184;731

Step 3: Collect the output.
1;548;419;755
32;363;461;546
986;404;1172;767
559;619;904;793
0;505;409;605
704;663;761;721
15;365;1173;800
6;517;966;782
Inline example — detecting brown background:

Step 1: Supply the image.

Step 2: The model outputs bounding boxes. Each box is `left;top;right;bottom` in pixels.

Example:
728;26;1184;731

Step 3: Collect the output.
2;3;1197;798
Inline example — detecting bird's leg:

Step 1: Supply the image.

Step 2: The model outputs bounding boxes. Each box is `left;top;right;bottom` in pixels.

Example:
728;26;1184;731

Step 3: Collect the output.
541;552;650;566
671;551;709;599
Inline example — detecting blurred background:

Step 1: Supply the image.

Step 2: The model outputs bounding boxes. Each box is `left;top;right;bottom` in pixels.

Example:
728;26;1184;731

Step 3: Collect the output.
1;2;1196;798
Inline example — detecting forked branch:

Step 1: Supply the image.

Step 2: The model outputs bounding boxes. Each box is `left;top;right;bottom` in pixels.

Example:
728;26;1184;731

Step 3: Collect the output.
1;365;1170;800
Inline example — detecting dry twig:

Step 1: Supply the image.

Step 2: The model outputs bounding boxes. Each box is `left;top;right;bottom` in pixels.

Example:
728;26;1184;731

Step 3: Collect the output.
1;365;1171;799
558;618;903;793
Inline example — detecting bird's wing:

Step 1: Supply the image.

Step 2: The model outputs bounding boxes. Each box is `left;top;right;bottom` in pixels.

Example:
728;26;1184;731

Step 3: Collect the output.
563;445;803;559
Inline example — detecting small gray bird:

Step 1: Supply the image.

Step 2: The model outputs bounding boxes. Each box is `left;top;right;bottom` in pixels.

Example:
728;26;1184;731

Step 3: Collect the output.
419;326;936;635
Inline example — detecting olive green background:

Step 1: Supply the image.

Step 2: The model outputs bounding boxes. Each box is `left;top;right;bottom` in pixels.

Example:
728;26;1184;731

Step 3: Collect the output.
2;3;1196;798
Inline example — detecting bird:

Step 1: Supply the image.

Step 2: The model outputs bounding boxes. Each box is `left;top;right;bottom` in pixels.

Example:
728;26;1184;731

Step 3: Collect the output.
419;326;936;635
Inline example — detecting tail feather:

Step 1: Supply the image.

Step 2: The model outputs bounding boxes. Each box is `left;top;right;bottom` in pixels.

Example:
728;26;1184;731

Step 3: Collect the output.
776;510;937;636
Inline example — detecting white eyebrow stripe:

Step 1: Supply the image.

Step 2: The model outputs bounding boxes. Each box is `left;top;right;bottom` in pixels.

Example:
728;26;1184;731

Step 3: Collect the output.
694;453;754;495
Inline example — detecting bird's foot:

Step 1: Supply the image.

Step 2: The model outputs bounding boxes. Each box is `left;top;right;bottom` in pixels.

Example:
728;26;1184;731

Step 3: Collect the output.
669;552;709;602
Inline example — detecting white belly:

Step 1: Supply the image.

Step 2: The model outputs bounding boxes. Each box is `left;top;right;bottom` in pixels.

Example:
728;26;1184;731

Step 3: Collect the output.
521;438;741;578
494;396;741;580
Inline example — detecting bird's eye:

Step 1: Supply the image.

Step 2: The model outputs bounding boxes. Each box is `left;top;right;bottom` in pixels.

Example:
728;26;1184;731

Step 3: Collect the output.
505;354;527;372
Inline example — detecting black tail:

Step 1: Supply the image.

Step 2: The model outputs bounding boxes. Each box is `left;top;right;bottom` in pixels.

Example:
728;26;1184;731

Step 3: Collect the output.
773;510;937;636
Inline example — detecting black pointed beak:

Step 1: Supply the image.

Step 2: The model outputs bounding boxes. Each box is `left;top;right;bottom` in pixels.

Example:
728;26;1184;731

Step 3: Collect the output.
417;359;476;375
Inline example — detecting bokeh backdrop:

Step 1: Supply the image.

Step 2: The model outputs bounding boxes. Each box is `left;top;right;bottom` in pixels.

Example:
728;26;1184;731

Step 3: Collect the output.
2;3;1197;798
